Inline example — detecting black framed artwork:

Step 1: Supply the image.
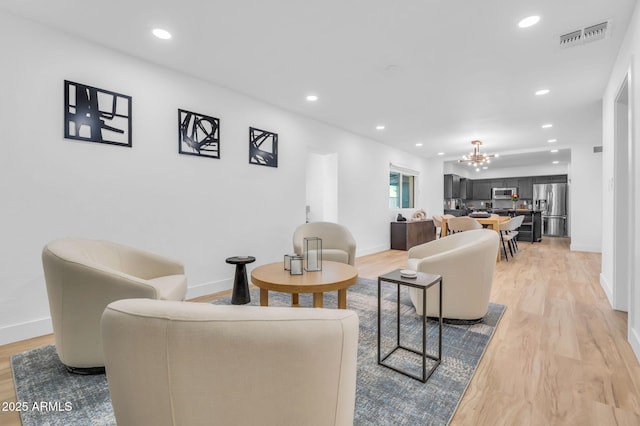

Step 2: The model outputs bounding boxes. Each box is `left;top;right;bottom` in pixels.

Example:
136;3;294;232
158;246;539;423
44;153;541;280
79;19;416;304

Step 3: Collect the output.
64;80;132;147
249;127;278;167
178;109;220;158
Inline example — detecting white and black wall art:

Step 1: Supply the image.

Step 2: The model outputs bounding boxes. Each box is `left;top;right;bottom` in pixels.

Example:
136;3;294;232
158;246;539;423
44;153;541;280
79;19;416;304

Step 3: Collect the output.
178;109;220;158
249;127;278;167
64;80;132;147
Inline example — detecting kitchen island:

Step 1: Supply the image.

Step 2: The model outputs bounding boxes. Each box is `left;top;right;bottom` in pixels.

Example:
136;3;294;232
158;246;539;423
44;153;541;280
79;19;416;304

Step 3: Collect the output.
491;209;542;242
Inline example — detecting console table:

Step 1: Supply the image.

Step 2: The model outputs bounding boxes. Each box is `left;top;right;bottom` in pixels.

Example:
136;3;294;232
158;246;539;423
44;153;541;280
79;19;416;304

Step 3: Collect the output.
390;220;436;250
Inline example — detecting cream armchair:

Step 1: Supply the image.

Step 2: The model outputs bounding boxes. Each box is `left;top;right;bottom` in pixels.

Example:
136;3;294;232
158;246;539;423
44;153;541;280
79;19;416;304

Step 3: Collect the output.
42;239;187;373
293;222;356;266
101;299;359;426
406;229;499;320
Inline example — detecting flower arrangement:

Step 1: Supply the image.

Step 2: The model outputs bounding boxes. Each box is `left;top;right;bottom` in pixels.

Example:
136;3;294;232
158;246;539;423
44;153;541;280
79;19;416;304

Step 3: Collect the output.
511;193;520;202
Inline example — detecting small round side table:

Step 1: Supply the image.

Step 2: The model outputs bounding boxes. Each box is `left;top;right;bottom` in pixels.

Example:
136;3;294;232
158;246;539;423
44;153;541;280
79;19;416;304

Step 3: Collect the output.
225;256;256;305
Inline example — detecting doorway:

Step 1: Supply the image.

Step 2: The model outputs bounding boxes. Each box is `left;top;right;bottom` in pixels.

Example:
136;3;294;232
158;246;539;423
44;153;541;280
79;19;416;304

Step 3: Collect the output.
305;152;338;223
613;74;632;313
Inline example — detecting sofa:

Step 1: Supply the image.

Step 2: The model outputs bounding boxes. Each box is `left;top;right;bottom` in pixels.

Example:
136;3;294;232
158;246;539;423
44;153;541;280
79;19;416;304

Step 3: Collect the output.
406;229;499;320
101;299;359;426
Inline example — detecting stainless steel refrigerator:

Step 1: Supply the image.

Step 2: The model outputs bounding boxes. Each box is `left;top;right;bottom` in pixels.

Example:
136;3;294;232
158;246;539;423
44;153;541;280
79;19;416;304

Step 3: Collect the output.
533;183;568;237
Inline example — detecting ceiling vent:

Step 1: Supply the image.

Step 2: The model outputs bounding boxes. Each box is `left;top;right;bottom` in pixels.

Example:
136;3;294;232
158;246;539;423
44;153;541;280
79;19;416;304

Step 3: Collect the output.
560;20;611;48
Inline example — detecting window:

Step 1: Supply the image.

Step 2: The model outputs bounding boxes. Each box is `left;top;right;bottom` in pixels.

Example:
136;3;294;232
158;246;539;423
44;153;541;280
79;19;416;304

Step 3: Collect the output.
389;171;415;208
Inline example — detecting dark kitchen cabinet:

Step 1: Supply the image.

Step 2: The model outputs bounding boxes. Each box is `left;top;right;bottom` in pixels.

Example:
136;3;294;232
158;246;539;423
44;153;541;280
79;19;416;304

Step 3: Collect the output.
490;178;518;188
460;178;473;199
517;177;533;199
444;174;453;198
533;175;567;184
473;180;493;199
444;174;461;198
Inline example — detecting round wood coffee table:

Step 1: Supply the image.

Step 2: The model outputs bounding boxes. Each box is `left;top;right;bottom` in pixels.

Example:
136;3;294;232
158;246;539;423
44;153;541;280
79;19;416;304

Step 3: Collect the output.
250;261;358;309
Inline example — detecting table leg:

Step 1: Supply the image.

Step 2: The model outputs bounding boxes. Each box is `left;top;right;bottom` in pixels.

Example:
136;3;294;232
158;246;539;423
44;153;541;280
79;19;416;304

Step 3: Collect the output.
337;289;347;309
292;293;299;307
491;221;502;262
259;289;269;306
313;293;323;308
313;293;324;308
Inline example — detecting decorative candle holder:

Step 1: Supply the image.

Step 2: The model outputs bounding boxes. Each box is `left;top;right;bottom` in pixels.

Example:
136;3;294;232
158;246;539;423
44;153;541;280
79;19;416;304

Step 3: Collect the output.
284;254;293;271
304;237;322;271
289;255;303;275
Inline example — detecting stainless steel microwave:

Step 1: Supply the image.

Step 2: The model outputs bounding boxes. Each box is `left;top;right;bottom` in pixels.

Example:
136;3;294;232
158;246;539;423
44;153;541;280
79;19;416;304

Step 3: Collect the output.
492;188;518;199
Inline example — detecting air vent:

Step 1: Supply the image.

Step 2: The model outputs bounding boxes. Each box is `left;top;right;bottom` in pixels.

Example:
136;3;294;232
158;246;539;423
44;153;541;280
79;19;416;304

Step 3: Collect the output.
584;21;608;42
593;146;603;153
560;30;582;48
560;20;611;48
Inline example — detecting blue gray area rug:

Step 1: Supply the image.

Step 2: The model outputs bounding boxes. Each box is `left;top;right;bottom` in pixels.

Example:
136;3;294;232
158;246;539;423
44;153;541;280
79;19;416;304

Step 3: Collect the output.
12;277;504;425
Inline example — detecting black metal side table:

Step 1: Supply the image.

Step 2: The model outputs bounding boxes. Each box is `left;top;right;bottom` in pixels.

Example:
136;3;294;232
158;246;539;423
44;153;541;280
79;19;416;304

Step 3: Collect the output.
225;256;256;305
377;269;443;382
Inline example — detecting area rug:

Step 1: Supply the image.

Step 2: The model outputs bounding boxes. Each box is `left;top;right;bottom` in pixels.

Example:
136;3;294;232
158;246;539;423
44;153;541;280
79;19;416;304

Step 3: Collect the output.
11;278;504;426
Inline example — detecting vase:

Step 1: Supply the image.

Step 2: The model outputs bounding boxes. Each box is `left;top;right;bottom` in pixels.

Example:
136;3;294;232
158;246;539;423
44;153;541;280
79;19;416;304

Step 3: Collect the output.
512;201;516;210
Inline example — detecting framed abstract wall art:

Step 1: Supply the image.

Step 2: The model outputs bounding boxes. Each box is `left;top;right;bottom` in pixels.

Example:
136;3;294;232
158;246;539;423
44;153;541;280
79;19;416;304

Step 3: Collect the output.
178;109;220;158
64;80;132;147
249;127;278;167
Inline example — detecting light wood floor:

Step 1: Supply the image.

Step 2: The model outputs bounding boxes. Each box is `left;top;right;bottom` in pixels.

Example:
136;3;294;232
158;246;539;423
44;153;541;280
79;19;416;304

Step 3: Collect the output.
1;237;639;425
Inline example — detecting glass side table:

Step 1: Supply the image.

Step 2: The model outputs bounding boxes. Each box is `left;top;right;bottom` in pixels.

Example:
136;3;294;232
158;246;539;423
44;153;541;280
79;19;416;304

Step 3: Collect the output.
377;269;443;382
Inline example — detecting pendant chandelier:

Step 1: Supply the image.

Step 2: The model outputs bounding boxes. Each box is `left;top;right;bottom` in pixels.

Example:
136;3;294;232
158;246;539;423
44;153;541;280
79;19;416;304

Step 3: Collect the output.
458;140;495;166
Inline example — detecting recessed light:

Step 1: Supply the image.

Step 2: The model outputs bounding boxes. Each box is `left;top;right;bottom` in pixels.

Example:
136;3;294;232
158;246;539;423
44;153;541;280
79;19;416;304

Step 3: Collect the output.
550;149;559;153
547;139;557;143
306;95;318;102
437;152;445;156
476;168;480;172
535;89;550;96
552;161;559;164
415;143;423;147
152;28;172;40
542;123;553;129
376;125;385;130
518;16;540;28
482;166;488;170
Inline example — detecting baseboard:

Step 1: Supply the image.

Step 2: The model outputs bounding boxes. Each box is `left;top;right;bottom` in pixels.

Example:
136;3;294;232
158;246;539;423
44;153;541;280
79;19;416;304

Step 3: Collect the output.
600;273;614;308
0;317;53;347
629;326;640;364
356;244;389;257
570;243;602;253
186;277;234;299
0;279;234;346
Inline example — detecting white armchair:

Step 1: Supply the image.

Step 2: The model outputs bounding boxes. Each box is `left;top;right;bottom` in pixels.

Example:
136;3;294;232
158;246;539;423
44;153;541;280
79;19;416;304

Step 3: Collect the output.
42;239;187;372
293;222;357;266
406;229;499;320
101;299;359;426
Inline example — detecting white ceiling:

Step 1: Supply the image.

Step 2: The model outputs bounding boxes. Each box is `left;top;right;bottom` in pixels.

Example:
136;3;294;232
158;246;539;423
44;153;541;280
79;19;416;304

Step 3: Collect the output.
1;0;635;171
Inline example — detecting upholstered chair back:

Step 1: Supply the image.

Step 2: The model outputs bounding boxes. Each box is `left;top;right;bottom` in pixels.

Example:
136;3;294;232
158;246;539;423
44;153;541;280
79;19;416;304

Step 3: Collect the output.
405;229;499;320
102;299;359;426
42;239;187;370
293;222;357;266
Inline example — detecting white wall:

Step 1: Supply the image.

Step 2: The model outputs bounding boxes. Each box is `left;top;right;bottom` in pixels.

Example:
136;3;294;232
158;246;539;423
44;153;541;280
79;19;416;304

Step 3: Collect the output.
443;162;570;179
0;11;438;344
602;1;640;360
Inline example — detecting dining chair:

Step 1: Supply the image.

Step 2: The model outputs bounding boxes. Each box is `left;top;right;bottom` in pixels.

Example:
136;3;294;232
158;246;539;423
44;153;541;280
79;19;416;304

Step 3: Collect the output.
447;217;482;234
441;214;456;236
498;215;525;260
432;215;443;238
